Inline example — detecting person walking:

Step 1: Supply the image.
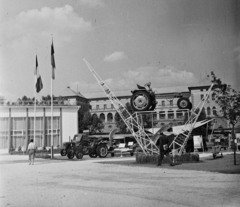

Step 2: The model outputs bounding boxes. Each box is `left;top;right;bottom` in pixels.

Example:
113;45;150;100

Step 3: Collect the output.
157;129;175;166
27;139;36;165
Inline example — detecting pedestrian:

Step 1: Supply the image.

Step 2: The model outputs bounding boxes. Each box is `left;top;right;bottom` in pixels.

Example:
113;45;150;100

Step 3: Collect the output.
27;139;36;165
157;128;175;166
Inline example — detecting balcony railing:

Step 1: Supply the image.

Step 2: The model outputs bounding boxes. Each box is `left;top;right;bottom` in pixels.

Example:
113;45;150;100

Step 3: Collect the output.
0;100;81;107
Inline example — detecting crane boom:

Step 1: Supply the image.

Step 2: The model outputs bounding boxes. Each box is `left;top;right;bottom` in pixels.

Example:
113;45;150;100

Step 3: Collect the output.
83;58;159;155
169;84;215;155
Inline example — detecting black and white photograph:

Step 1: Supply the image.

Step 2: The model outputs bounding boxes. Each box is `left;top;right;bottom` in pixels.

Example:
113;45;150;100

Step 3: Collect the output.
0;0;240;206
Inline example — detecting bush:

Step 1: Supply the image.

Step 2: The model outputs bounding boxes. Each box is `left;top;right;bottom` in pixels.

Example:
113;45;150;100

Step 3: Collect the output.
136;152;199;164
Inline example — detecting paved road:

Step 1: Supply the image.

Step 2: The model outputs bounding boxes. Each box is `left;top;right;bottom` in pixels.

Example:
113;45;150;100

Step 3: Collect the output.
0;153;240;207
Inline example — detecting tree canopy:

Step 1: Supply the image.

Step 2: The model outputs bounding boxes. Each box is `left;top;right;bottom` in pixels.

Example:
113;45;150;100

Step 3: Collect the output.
211;71;240;127
79;111;104;133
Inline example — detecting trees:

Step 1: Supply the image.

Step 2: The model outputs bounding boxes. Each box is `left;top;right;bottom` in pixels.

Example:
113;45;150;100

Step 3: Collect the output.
211;71;240;165
79;111;104;133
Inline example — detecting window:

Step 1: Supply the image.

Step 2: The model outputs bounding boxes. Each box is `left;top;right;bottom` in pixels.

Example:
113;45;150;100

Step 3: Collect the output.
207;107;211;116
107;113;113;122
169;100;173;106
176;110;183;119
213;106;217;116
202;107;206;115
162;101;165;106
111;104;114;109
96;105;99;110
159;111;165;119
45;117;60;147
152;112;157;120
168;110;174;119
212;93;215;101
201;94;204;100
100;113;105;122
104;104;107;109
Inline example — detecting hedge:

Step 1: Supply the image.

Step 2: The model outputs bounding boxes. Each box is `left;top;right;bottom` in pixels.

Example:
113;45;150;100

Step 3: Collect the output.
136;152;199;164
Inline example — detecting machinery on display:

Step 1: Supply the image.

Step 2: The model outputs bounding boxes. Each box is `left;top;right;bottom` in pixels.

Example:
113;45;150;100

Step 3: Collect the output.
83;58;226;156
83;58;159;155
60;134;110;159
130;83;192;111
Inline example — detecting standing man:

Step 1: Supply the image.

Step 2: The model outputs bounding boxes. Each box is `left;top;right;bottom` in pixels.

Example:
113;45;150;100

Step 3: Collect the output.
27;139;36;165
157;128;175;166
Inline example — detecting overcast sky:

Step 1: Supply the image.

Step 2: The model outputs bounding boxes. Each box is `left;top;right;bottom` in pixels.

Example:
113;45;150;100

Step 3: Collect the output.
0;0;239;101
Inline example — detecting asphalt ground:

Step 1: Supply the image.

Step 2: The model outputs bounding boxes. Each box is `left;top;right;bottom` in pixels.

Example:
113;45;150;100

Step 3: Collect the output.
0;151;240;207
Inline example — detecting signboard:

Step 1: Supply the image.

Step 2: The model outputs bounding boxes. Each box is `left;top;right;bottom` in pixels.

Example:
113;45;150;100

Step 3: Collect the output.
194;135;203;149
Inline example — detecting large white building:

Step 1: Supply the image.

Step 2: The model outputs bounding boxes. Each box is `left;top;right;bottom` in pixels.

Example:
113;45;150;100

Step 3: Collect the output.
0;104;79;150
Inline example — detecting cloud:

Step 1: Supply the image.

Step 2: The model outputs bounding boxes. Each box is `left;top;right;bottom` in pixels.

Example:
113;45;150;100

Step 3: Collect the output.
69;65;199;98
123;66;198;88
103;51;127;62
78;0;106;7
1;5;92;47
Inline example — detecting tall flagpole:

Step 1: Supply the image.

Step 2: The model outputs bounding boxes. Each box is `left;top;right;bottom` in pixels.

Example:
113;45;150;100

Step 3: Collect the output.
51;34;54;159
51;74;53;158
34;49;37;144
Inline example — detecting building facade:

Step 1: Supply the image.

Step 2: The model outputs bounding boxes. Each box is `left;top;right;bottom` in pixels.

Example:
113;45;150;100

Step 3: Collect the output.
188;85;228;129
89;91;192;133
88;85;229;133
0;105;79;150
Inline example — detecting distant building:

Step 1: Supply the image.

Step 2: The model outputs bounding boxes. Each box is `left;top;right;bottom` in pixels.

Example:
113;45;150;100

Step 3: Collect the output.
0;105;79;150
188;85;228;129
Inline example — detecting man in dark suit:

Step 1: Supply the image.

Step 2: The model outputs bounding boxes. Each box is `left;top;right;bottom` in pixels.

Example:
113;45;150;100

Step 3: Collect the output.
157;128;175;166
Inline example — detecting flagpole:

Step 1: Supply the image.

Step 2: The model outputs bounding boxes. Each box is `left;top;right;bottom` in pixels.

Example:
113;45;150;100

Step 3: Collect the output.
51;34;54;159
51;75;53;159
34;49;37;144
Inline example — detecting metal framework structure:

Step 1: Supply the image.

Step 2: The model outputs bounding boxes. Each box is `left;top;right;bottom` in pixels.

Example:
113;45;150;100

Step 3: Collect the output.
83;58;223;156
169;84;215;155
83;58;159;155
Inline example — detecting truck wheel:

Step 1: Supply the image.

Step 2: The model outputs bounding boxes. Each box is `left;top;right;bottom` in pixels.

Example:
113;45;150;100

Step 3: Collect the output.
177;97;191;109
67;150;75;159
60;149;67;156
89;149;97;158
97;145;108;158
130;91;151;111
76;151;84;159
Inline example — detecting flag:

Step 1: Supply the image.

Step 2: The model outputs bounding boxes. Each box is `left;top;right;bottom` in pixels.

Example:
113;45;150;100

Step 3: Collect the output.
35;55;43;93
51;40;56;79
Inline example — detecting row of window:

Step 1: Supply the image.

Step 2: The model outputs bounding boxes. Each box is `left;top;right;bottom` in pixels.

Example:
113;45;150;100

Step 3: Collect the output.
201;93;215;101
93;101;175;110
91;93;216;110
0;117;61;148
92;106;217;122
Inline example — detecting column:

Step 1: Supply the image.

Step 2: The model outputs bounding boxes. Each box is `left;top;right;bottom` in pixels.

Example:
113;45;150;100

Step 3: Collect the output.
60;108;62;147
8;108;11;153
43;108;46;147
25;108;29;149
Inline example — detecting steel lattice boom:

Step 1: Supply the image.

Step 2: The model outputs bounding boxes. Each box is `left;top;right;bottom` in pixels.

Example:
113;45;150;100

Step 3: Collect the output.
169;84;215;155
83;58;159;155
